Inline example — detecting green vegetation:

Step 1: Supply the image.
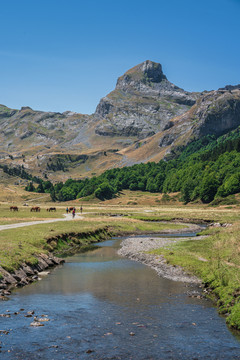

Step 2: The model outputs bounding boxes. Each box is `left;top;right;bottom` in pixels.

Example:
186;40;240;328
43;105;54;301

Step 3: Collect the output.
0;164;40;183
149;225;240;330
45;126;240;203
0;164;54;193
0;221;110;272
7;125;240;204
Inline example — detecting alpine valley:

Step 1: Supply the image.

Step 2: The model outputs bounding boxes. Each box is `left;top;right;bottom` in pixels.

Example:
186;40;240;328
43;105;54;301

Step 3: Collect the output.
0;60;240;184
2;60;240;335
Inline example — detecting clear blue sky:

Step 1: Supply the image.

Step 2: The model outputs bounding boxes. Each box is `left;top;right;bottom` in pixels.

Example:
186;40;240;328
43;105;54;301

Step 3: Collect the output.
0;0;239;114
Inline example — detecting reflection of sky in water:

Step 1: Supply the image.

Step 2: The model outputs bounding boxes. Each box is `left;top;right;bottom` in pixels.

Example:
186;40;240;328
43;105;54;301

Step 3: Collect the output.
96;239;118;247
1;237;240;359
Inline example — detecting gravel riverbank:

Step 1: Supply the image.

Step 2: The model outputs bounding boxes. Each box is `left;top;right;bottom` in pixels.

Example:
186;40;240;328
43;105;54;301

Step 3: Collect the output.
118;226;205;284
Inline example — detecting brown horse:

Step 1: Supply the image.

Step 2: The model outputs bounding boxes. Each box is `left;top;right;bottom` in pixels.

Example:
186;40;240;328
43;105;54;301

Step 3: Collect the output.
69;207;75;212
47;207;56;212
31;206;41;212
10;206;18;211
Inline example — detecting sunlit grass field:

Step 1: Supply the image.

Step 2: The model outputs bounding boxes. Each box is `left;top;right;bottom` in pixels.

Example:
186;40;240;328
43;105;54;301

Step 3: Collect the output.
0;215;186;271
0;204;66;225
0;188;240;329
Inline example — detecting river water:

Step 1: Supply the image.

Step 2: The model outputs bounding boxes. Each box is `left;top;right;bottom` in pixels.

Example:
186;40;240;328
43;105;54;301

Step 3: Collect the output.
0;235;240;359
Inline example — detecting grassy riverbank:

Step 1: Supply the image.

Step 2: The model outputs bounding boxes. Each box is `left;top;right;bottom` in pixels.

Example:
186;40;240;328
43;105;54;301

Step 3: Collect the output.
150;222;240;330
0;214;186;273
0;199;240;330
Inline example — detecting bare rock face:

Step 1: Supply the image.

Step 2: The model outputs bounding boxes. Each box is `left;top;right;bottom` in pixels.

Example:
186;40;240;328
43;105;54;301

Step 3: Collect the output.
94;60;199;138
156;88;240;156
193;89;240;137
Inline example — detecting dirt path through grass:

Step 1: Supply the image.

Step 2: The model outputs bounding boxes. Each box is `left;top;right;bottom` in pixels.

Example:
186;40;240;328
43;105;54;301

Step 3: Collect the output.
0;213;84;231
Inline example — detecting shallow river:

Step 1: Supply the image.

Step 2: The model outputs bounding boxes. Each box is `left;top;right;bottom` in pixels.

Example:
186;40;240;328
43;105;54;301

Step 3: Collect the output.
1;235;240;359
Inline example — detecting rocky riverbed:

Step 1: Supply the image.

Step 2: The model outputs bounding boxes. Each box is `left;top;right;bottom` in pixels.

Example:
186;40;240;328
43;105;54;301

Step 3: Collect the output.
118;232;205;284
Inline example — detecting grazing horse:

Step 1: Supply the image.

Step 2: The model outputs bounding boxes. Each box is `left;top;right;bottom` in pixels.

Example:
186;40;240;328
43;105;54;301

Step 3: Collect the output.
30;206;40;212
47;207;56;212
69;207;75;212
10;206;18;211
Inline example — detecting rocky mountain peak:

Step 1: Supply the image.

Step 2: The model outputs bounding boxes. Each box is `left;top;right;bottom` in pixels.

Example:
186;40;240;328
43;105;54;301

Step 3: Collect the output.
116;60;167;89
20;106;33;111
94;61;199;138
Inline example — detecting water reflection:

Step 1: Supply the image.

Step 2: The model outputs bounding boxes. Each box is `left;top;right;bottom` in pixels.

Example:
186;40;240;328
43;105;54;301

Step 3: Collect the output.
18;240;194;307
1;237;240;360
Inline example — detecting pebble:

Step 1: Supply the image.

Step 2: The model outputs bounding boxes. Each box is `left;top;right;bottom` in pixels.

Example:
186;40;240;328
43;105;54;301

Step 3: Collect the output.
38;318;50;322
30;321;44;327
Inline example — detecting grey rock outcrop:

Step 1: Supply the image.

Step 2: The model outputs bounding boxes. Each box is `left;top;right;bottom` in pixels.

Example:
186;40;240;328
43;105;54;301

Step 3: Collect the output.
0;104;92;151
193;88;240;137
0;254;64;295
94;60;200;138
156;88;240;157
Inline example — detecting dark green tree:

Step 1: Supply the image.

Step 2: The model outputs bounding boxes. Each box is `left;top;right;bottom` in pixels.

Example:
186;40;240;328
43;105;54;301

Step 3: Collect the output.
199;174;219;203
95;182;115;200
25;182;35;192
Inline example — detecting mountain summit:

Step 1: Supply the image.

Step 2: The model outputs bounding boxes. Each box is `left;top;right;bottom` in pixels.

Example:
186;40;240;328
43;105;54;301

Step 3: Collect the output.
116;60;167;89
94;60;199;138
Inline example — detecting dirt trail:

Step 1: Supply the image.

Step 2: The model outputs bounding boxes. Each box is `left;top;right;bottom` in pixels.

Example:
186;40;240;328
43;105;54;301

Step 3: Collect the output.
0;213;84;231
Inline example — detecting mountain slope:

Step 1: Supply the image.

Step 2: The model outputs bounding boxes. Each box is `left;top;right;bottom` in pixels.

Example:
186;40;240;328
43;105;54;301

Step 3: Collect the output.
120;87;240;163
0;61;240;182
94;60;200;138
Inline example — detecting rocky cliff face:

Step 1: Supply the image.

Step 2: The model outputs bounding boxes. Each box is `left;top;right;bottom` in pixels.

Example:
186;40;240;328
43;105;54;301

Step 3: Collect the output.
94;60;200;139
157;88;240;152
116;87;240;167
192;89;240;137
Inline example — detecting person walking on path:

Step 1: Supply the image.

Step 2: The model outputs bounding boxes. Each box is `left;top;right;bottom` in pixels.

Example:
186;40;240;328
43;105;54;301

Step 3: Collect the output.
66;207;69;214
80;206;83;214
72;208;75;219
